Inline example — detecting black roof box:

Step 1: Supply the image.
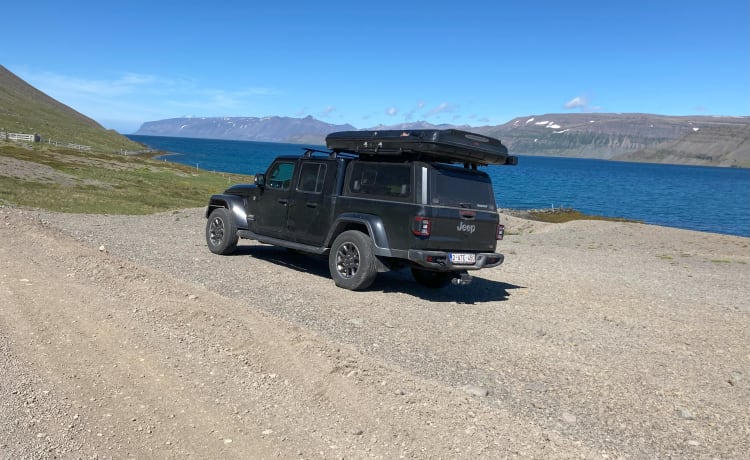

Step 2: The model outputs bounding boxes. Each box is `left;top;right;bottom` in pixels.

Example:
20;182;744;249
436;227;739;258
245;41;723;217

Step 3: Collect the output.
325;129;515;166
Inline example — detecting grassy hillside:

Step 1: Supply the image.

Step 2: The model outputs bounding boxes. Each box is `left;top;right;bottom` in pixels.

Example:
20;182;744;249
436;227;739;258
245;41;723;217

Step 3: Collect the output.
0;65;256;214
0;65;142;152
0;143;252;214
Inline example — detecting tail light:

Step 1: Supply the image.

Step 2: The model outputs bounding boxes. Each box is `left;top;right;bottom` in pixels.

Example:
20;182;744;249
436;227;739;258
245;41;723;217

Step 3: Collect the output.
412;216;431;236
497;224;505;240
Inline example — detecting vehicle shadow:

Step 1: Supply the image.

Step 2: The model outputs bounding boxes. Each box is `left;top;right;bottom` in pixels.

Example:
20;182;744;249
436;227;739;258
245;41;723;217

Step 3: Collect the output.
373;270;522;303
231;245;331;277
234;245;523;304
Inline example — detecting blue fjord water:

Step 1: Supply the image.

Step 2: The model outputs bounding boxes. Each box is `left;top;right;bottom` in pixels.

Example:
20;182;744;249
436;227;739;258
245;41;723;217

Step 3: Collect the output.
127;135;750;237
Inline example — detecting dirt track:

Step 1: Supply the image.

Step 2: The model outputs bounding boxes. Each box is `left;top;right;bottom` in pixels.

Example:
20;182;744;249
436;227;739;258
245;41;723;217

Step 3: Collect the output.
1;206;748;459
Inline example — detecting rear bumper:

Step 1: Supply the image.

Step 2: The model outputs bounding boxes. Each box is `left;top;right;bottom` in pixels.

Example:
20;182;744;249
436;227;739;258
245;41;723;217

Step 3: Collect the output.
407;250;504;271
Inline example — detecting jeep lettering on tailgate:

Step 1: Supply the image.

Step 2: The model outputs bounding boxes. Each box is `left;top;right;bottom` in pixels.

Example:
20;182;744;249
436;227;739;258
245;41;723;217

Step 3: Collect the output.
457;222;476;233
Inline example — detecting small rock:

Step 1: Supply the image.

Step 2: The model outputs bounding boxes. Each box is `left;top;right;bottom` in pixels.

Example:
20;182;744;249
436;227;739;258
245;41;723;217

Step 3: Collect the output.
561;412;577;424
223;438;232;444
187;294;198;300
98;245;106;252
461;384;488;397
524;382;548;392
531;400;547;409
677;408;695;420
728;371;743;386
262;429;273;435
687;440;700;446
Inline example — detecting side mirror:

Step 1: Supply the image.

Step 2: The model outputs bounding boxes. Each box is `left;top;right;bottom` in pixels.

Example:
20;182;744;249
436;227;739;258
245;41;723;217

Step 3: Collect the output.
254;173;266;187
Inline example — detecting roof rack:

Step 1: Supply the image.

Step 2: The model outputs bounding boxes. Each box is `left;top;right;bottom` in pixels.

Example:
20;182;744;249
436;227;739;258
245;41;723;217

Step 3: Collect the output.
302;147;332;158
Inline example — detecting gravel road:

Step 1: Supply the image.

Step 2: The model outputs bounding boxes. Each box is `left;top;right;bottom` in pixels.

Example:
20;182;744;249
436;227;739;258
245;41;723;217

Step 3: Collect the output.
1;205;748;459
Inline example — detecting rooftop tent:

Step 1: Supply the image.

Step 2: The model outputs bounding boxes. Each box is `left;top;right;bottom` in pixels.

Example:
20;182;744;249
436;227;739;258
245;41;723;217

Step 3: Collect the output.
325;129;515;166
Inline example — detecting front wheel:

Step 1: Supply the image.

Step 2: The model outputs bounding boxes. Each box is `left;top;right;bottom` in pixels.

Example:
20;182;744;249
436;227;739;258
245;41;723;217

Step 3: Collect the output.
206;208;238;255
329;230;378;290
411;268;453;289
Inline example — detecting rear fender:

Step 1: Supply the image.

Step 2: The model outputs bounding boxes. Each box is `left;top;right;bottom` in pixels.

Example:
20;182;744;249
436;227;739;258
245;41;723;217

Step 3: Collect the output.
206;194;248;230
326;213;390;254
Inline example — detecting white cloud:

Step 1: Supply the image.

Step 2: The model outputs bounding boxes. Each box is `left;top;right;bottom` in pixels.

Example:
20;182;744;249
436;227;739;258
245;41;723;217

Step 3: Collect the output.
404;100;427;121
386;106;398;116
564;96;588;110
425;102;457;117
319;106;336;117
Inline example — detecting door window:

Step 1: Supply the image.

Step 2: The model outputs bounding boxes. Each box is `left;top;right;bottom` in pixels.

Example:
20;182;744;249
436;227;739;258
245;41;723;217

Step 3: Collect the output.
267;162;295;190
297;162;327;193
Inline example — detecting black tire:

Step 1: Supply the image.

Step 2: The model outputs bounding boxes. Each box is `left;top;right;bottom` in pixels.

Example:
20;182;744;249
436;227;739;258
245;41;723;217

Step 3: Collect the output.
206;208;238;255
411;267;453;289
329;230;378;290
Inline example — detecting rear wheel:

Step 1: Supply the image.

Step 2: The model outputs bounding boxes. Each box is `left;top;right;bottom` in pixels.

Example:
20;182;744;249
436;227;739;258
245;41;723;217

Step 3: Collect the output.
411;268;452;289
329;230;377;290
206;208;238;255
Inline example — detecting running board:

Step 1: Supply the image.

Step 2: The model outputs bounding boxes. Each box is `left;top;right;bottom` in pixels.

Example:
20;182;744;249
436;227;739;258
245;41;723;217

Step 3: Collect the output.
237;230;329;255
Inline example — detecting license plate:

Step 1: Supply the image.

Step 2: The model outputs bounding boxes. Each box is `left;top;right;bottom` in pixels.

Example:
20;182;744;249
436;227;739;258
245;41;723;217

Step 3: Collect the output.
449;253;476;265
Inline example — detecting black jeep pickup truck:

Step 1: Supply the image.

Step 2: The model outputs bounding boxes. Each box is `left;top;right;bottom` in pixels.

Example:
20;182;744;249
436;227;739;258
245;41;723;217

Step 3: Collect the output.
205;129;517;290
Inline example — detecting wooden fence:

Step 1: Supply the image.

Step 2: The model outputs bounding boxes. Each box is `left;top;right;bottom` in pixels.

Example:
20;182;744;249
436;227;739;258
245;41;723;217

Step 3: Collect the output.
1;131;90;151
1;131;39;142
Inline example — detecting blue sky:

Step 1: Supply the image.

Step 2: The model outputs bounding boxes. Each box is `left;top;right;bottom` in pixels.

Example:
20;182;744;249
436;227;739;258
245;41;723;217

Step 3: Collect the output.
3;0;748;133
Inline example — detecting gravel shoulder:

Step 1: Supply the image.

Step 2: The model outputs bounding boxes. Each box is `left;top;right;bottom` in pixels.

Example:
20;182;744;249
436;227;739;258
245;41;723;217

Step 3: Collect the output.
1;206;748;458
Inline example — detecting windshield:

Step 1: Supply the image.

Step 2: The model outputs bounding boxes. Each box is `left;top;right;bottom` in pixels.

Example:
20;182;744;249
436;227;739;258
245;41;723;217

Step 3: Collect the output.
430;165;496;210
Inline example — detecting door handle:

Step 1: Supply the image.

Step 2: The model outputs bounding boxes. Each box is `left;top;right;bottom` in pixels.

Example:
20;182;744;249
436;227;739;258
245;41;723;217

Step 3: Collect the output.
306;202;318;208
278;198;289;206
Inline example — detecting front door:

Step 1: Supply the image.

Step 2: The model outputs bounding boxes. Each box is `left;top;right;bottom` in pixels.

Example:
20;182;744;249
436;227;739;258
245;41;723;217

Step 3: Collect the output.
254;160;296;239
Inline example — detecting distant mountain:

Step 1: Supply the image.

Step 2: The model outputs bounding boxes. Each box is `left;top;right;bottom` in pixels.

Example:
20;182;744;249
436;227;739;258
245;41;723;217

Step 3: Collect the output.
135;113;750;167
0;65;141;152
613;121;750;166
135;115;356;145
477;113;750;167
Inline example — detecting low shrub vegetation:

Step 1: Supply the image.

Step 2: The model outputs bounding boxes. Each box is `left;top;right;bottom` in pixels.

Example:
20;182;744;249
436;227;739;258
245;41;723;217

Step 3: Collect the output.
0;144;251;214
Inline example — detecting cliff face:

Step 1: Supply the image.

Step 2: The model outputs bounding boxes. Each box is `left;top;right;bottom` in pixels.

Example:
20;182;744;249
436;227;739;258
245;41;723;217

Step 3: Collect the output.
470;113;750;167
613;123;750;167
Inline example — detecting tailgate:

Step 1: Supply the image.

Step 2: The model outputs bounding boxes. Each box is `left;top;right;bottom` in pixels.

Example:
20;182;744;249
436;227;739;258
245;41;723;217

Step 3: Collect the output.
423;207;498;252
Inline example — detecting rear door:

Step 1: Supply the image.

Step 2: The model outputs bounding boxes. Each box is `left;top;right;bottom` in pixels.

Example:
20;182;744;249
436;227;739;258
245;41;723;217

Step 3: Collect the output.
289;160;335;246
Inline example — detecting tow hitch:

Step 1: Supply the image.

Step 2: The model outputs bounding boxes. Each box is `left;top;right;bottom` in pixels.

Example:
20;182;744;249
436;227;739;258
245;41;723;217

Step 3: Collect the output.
451;271;472;286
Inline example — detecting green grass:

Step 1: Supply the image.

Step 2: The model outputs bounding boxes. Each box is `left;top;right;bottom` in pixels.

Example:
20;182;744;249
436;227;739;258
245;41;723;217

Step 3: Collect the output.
0;144;252;214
